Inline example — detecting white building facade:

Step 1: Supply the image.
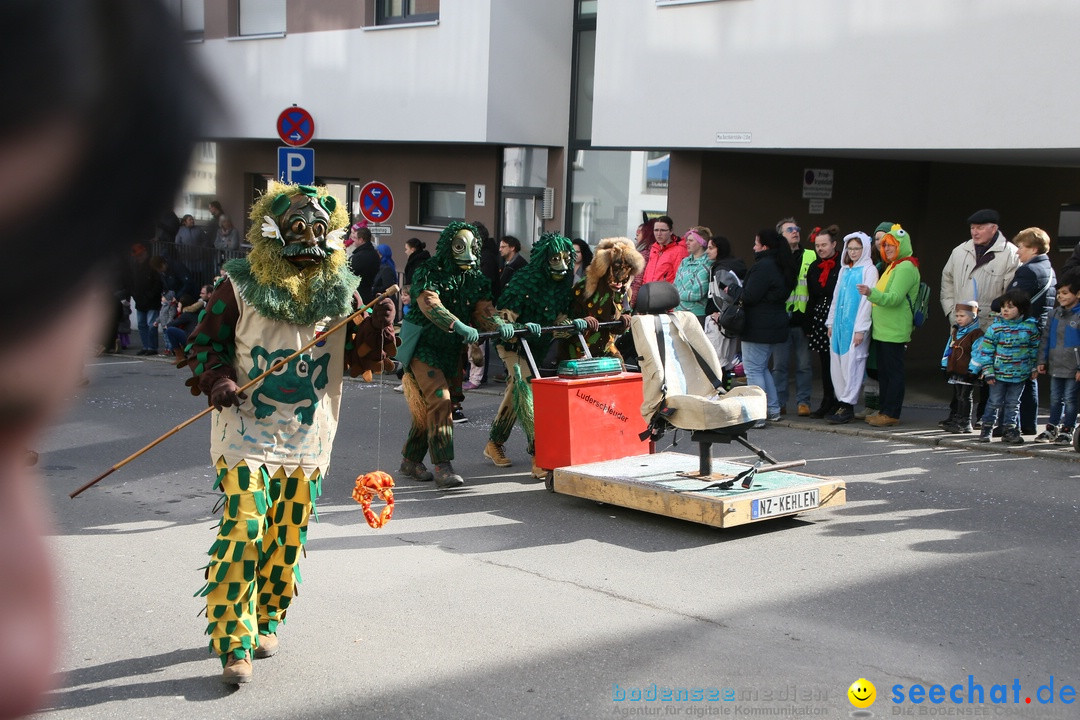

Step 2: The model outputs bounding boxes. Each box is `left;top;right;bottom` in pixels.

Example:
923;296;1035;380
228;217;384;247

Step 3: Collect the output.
180;0;1080;360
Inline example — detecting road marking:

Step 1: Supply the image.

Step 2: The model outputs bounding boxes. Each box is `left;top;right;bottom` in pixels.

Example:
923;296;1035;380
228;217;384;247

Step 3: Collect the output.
955;455;1033;465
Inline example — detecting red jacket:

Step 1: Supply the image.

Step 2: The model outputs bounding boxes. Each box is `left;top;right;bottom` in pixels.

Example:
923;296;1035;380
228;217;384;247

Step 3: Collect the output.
641;237;688;284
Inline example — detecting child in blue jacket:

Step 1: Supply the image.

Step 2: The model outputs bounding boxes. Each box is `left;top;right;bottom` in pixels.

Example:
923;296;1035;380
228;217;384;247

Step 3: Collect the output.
1035;273;1080;444
940;301;983;433
971;290;1040;444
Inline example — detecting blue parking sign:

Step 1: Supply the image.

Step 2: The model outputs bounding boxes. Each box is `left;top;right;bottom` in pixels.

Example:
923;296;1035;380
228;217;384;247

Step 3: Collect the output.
277;147;314;185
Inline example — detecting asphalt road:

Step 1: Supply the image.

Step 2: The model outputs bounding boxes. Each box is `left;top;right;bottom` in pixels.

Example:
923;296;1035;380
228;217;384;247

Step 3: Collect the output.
32;356;1080;719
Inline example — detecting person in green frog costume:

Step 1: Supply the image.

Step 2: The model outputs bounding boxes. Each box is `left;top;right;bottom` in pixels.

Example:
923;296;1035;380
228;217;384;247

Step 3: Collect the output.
395;221;514;488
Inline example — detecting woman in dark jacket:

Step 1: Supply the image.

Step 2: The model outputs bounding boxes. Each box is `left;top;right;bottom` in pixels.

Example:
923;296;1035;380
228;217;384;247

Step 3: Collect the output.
804;225;842;418
741;229;796;425
402;237;430;292
572;238;594;284
703;235;748;316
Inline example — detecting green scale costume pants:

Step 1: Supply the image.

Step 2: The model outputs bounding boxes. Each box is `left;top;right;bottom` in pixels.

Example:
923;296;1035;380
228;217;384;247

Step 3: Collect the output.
402;358;457;464
197;460;319;665
488;345;535;454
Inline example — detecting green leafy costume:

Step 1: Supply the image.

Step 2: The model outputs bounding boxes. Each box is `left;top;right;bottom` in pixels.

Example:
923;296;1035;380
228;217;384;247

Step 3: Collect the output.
489;232;576;452
397;222;506;468
401;222;496;380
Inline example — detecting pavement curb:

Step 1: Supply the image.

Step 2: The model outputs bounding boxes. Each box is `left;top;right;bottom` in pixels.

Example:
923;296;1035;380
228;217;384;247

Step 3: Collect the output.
772;416;1080;464
133;352;1080;466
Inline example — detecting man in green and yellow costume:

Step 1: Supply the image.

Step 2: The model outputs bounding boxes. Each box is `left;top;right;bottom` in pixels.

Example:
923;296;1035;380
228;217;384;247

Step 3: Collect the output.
183;182;392;684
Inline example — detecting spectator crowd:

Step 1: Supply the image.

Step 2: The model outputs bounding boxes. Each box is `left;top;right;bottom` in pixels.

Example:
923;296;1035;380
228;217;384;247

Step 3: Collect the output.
119;204;1080;446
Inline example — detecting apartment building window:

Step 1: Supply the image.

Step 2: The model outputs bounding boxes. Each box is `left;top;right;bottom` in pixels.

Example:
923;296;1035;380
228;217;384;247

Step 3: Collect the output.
164;0;205;41
416;183;465;227
646;152;669;191
239;0;286;37
376;0;439;26
567;0;668;242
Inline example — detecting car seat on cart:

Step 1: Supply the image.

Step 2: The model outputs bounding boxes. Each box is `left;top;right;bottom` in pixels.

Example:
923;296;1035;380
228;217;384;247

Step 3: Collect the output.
630;282;773;480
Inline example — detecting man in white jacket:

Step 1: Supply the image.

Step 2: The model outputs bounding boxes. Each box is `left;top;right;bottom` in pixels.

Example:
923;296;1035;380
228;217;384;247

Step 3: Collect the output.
940;209;1020;330
939;208;1020;427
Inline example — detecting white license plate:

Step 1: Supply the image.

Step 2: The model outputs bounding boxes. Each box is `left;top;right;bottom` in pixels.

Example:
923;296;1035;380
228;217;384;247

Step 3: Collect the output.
751;488;819;519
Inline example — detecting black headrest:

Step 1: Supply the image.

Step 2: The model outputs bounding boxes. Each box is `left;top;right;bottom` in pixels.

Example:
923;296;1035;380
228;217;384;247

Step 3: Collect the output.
634;282;679;314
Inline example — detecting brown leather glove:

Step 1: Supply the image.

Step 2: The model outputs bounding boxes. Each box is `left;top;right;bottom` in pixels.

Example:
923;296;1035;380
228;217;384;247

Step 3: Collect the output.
210;378;247;410
584;316;600;332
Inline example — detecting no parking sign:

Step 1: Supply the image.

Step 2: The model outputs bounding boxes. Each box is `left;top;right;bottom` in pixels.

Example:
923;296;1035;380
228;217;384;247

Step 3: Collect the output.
277;106;315;147
359;181;394;223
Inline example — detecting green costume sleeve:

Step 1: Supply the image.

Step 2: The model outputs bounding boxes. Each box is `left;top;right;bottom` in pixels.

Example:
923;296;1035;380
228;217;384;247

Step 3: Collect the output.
415;288;461;333
183;279;239;399
868;262;919;309
472;297;507;332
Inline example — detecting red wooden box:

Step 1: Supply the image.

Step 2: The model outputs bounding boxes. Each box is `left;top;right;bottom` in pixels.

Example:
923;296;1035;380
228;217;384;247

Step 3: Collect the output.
532;372;651;471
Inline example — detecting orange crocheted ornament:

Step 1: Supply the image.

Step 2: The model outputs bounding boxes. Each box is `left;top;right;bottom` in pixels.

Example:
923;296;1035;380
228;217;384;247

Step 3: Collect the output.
352;471;395;528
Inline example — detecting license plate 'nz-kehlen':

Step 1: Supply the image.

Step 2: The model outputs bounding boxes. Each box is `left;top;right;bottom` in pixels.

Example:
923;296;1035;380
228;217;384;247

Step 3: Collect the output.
751;488;819;519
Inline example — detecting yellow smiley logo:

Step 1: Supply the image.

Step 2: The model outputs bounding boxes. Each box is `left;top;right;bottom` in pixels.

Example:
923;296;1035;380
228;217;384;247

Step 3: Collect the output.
848;678;876;708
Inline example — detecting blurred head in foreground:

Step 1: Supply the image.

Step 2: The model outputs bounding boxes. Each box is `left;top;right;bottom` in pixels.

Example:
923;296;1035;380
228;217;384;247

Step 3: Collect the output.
0;1;213;715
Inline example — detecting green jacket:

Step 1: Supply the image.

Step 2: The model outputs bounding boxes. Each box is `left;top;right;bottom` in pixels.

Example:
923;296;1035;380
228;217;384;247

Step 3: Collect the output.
868;233;920;344
673;253;711;316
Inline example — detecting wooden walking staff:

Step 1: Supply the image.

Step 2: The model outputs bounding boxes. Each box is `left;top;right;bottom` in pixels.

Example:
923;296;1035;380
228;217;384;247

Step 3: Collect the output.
70;285;400;499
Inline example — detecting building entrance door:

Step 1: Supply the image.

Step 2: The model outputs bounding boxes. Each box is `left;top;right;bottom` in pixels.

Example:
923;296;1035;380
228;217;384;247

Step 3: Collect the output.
503;190;544;255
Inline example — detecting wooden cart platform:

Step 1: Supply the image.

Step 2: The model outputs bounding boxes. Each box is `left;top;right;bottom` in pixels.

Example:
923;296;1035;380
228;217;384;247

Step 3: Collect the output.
549;451;845;529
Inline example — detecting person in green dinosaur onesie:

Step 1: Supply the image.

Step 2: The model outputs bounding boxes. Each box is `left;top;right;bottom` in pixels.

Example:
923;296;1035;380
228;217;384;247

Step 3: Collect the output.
564;237;645;361
396;221;514;488
182;181;393;685
483;231;587;476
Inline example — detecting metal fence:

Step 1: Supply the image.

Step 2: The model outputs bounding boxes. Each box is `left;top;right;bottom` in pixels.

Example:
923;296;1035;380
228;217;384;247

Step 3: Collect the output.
150;241;247;289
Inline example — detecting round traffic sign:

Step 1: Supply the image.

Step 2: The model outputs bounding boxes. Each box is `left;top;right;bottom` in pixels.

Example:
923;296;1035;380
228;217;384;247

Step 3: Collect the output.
359;181;394;223
277;106;315;147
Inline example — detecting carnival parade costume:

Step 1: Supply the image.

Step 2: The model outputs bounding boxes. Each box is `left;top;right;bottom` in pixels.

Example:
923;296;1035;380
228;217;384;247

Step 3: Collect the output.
396;221;510;489
485;232;582;473
182;182;393;683
827;232;878;413
565;237;645;361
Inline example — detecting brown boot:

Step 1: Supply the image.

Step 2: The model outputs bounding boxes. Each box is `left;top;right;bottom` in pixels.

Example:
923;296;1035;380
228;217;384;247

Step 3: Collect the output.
433;462;464;489
221;654;253;684
253;632;278;659
399;458;434;482
483;441;512;467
